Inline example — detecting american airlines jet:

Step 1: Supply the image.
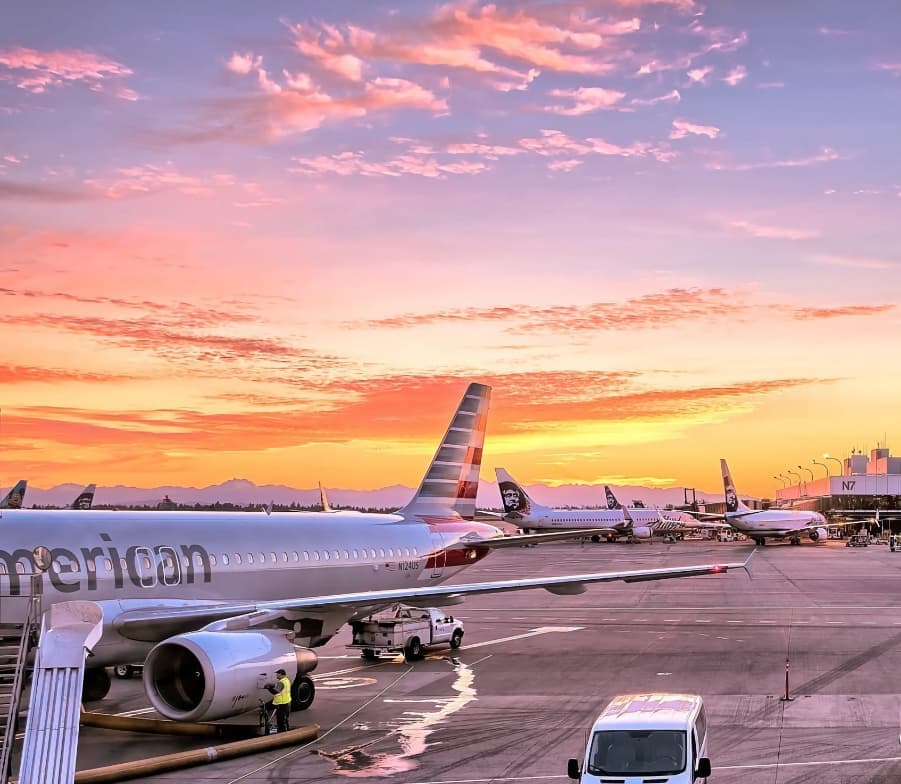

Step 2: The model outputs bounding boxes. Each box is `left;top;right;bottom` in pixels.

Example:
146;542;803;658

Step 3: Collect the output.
0;385;747;724
496;468;629;540
716;459;828;546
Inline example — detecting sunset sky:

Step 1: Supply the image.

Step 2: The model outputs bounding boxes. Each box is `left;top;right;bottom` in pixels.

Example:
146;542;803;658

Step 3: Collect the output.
2;1;899;499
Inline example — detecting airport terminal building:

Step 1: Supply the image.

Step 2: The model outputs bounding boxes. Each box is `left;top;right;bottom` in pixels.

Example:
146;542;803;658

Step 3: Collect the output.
775;447;901;528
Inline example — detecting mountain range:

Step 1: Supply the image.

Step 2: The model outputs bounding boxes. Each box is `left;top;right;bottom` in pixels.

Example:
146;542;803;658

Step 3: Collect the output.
2;478;721;510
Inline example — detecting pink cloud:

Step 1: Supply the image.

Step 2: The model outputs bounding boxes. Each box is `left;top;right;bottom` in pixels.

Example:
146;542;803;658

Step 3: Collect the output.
878;63;901;75
686;65;713;83
0;46;133;94
707;147;841;171
809;253;898;270
543;86;626;115
669;118;720;139
547;159;583;172
287;23;367;81
290;149;488;179
726;219;818;240
445;142;523;158
631;89;680;106
722;65;747;86
226;52;261;75
518;129;667;161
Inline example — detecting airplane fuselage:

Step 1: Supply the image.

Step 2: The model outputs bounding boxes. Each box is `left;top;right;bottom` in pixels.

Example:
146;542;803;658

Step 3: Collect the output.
725;509;826;537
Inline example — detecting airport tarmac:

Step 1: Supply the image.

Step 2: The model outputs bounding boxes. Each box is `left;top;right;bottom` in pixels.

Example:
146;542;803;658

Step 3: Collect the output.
37;538;901;783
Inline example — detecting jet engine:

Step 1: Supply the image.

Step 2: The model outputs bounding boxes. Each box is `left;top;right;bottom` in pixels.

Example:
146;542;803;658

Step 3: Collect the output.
809;527;828;542
143;630;317;722
631;526;653;539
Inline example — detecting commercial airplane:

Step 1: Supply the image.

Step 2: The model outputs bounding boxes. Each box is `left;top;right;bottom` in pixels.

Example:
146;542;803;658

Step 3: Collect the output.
496;468;629;540
71;483;96;510
604;486;724;538
0;479;26;509
714;459;828;546
0;384;748;725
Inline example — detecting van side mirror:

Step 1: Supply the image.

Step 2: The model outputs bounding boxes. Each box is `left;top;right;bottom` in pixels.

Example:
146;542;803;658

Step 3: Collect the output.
567;758;581;779
695;757;711;778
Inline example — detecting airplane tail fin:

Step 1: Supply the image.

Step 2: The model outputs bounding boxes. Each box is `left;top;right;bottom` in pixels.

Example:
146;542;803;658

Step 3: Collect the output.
495;467;543;517
0;480;26;509
721;459;750;513
319;482;334;513
396;382;490;521
71;483;96;510
604;485;623;510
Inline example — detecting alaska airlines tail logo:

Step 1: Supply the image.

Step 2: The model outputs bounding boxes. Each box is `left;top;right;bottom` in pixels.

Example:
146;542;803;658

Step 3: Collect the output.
605;486;620;510
723;476;739;513
499;482;530;515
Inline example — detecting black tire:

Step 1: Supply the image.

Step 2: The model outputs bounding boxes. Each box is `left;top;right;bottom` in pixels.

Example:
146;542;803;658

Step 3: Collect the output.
449;629;463;650
361;649;378;660
291;675;315;712
82;667;111;702
404;636;423;661
590;535;601;543
113;664;134;679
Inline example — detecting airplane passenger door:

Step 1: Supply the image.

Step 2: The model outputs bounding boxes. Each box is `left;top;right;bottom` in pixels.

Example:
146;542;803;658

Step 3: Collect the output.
429;532;445;579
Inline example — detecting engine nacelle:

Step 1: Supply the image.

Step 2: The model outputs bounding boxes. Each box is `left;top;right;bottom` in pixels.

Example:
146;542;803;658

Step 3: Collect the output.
809;527;828;542
631;526;653;539
143;630;317;722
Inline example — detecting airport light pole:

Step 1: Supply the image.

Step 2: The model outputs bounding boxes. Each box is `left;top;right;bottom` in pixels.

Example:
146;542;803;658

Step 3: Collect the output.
823;454;843;476
811;459;830;478
786;469;801;498
798;465;814;497
774;475;789;488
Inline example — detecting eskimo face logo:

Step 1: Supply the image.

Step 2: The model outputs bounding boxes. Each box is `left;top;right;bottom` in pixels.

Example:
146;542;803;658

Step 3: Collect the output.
605;488;618;509
501;485;522;510
724;478;738;512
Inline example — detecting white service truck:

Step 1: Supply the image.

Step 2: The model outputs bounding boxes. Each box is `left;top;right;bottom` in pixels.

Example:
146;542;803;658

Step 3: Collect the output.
348;606;464;661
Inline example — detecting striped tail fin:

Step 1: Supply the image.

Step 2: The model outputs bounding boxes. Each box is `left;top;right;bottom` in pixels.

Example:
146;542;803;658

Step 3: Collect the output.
0;479;26;509
397;382;490;521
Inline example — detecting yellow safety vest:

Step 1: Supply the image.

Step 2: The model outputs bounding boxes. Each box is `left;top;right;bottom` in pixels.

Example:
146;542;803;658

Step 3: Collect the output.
273;676;291;705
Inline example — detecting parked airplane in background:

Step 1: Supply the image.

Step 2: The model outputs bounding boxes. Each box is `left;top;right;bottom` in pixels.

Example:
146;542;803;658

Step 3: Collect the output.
713;459;828;546
0;384;748;724
71;484;96;510
0;480;26;509
604;486;697;527
496;468;629;540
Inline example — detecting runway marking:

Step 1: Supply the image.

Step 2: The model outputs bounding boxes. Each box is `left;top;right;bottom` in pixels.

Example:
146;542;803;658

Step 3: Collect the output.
727;620;744;624
758;620;776;624
462;626;584;650
663;619;680;622
695;619;711;623
716;754;901;771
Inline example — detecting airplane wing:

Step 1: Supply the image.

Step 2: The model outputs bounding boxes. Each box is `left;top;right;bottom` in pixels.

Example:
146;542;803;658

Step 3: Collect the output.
474;528;623;547
112;551;754;642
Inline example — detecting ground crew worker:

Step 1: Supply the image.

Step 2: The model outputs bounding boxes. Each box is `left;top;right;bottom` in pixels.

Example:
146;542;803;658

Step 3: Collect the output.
265;668;292;732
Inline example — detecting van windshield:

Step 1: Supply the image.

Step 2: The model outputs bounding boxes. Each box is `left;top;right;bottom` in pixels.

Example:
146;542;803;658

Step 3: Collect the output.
587;729;686;776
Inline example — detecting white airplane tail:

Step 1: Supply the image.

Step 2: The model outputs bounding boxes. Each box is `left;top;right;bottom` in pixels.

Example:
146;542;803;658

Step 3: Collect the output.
319;482;334;513
604;485;622;510
495;467;545;517
721;459;751;514
0;479;27;509
396;382;490;521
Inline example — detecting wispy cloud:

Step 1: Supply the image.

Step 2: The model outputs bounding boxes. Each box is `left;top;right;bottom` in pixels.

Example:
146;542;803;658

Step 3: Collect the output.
543;86;626;115
631;89;680;106
669;118;720;139
790;305;894;319
808;253;899;271
726;219;818;240
0;46;133;94
707;147;842;171
722;65;747;86
290;149;488;179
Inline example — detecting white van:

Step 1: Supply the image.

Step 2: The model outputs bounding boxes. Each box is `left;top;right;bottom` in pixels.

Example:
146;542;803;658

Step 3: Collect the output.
567;693;711;783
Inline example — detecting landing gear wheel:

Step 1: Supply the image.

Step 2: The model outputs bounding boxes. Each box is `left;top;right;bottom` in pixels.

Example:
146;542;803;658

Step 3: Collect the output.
291;674;315;711
113;664;135;679
791;537;801;546
361;649;378;660
404;636;423;662
591;535;601;543
82;667;111;702
753;537;766;546
449;629;464;650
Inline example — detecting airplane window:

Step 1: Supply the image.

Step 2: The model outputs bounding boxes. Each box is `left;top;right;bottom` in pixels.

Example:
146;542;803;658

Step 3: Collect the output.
259;553;265;565
334;550;340;560
209;555;217;566
0;564;5;574
234;554;242;564
303;551;309;561
182;556;189;567
247;554;254;564
314;551;321;561
194;554;204;567
222;554;229;566
403;547;410;557
371;548;378;558
353;549;359;559
379;548;386;558
343;550;350;560
121;558;128;571
282;552;289;562
104;559;112;571
413;547;418;556
86;560;95;573
142;556;153;570
270;552;277;563
292;551;299;562
323;551;330;561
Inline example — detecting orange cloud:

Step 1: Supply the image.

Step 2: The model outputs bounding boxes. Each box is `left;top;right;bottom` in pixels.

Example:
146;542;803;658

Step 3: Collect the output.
789;305;895;320
0;46;133;94
0;366;143;385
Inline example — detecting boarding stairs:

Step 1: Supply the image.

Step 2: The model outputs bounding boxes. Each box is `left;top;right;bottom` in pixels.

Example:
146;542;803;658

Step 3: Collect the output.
0;575;41;784
16;601;102;784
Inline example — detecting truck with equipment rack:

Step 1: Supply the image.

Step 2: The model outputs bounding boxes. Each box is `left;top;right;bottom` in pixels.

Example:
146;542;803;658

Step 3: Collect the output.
348;606;464;661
